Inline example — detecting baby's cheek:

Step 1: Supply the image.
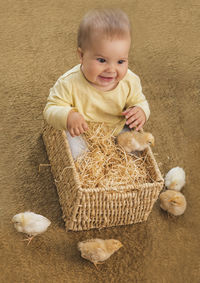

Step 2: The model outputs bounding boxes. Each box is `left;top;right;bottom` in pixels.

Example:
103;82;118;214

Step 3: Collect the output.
88;64;99;78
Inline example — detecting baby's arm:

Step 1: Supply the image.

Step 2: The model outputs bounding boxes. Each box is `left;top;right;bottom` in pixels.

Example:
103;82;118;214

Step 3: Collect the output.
122;106;146;131
43;78;73;130
123;73;150;131
44;77;88;136
67;110;88;137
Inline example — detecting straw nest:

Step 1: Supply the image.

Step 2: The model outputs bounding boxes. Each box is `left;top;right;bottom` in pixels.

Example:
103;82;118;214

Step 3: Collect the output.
74;123;155;189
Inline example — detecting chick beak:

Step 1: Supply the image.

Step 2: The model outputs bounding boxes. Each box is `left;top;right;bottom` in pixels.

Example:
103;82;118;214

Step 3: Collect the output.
149;139;155;146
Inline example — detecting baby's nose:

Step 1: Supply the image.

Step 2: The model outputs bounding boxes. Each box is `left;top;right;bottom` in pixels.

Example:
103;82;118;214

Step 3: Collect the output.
106;63;115;72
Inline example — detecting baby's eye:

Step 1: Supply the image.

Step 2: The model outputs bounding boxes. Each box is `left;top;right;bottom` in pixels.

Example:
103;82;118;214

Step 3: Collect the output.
118;60;125;64
97;58;106;63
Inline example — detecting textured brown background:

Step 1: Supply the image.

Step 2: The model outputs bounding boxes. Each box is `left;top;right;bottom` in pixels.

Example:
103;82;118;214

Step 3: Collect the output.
0;0;200;282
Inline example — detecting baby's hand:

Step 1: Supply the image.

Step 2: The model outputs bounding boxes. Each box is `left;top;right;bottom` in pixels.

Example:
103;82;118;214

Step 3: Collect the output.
122;106;146;131
67;110;88;137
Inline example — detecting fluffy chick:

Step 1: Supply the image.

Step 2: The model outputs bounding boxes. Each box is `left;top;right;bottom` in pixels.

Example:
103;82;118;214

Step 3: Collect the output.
78;238;123;268
12;211;51;245
165;167;185;191
159;190;187;216
117;130;154;153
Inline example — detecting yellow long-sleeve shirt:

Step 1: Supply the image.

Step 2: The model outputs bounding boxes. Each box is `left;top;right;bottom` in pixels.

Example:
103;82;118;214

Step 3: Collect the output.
43;64;150;135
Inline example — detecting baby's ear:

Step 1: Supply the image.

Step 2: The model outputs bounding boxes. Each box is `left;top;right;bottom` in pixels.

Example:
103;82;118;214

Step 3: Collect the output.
77;47;84;63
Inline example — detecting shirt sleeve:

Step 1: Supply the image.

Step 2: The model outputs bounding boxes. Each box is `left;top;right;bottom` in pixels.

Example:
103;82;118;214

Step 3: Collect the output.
43;77;76;130
125;74;150;121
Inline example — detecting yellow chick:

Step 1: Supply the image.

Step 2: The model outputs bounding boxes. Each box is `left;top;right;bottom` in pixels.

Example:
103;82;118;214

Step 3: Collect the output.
78;238;123;269
117;130;155;153
12;211;51;245
165;167;186;191
159;190;187;216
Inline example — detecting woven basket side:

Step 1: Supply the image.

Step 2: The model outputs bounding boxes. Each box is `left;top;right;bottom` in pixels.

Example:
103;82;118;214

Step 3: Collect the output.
42;124;81;228
68;182;162;231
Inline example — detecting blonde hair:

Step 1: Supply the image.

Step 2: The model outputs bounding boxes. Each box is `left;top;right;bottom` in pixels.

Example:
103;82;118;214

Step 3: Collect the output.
77;9;131;50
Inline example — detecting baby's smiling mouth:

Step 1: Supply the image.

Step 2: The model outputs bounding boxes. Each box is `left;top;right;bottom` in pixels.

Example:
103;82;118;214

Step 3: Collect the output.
98;75;115;81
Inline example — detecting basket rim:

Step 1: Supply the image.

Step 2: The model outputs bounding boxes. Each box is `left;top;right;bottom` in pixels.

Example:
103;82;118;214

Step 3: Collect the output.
78;180;163;193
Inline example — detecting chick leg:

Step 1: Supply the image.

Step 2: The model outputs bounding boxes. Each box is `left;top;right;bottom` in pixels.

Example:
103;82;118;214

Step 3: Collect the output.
93;262;99;270
21;235;35;246
167;212;169;219
93;261;104;270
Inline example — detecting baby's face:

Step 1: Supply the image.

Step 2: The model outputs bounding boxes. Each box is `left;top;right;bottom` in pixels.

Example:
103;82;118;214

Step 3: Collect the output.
78;34;131;91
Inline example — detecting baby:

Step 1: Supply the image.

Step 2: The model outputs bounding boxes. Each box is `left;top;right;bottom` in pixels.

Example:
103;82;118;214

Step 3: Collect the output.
43;9;150;157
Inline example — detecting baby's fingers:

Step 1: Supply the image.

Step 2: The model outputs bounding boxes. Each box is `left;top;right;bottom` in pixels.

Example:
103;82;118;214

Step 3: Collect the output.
76;123;88;135
78;123;88;134
129;120;139;129
129;118;143;129
82;122;88;131
74;127;81;136
121;109;130;116
125;112;140;125
69;128;75;137
123;107;139;119
135;121;144;131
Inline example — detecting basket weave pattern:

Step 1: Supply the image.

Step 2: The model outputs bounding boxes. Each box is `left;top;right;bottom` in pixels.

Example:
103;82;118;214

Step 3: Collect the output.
43;124;164;231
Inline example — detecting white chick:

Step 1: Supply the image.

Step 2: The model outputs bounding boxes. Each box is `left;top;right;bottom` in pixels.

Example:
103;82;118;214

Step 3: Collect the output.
165;167;185;191
117;130;154;153
78;238;123;269
12;212;51;245
159;190;187;216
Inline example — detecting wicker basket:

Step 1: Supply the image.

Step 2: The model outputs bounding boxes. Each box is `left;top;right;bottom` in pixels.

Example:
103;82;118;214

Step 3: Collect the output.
43;124;164;231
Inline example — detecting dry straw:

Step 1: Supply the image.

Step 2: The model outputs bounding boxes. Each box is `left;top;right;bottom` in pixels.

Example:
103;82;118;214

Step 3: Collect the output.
43;122;164;231
75;123;154;189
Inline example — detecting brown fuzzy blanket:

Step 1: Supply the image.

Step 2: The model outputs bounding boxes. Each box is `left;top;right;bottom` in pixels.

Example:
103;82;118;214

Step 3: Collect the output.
0;0;199;282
